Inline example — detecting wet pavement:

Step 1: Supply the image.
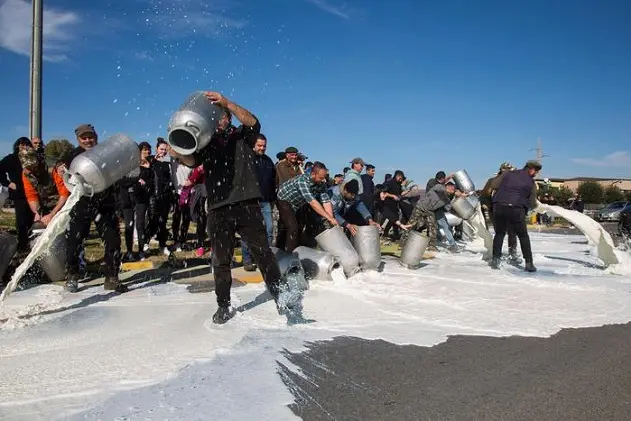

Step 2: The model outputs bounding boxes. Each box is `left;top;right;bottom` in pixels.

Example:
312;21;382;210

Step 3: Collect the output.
282;323;631;421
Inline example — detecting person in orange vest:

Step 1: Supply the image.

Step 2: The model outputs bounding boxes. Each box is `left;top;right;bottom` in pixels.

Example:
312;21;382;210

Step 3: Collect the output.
19;148;70;227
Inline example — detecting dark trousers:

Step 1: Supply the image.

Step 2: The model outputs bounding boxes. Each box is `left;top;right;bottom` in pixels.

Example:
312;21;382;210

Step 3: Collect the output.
276;200;326;252
195;210;207;246
381;205;401;239
66;199;121;277
492;205;533;262
13;198;34;250
122;204;148;252
208;200;282;307
488;207;517;250
145;196;170;248
122;208;135;253
172;194;192;244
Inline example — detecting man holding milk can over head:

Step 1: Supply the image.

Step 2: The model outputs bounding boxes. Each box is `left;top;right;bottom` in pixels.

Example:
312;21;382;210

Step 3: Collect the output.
168;92;300;324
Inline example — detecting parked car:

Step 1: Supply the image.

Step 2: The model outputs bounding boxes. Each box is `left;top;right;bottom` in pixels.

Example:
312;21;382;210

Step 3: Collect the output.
618;203;631;237
596;201;629;222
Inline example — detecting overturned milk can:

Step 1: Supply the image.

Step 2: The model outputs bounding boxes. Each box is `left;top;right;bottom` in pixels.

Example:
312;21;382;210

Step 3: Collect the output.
0;231;18;280
63;133;140;197
315;226;361;277
451;194;480;221
351;225;382;270
30;230;66;283
399;230;430;269
293;246;340;281
167;91;226;155
452;169;475;193
270;247;309;291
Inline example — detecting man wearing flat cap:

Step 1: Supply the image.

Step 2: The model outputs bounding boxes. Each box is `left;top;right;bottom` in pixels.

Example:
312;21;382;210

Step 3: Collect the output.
275;146;302;188
64;124;127;293
488;159;542;272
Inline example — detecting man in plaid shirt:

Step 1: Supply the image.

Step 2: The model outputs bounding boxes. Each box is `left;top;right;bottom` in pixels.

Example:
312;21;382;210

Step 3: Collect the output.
277;161;338;252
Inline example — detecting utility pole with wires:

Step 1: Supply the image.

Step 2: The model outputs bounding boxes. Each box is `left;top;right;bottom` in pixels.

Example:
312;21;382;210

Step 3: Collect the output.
530;137;548;163
29;0;43;139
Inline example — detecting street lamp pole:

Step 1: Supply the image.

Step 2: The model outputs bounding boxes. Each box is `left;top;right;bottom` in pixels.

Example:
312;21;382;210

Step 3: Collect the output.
29;0;43;139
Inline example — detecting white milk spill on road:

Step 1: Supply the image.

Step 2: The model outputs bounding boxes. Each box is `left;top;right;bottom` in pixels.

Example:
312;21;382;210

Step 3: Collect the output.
0;233;630;420
0;185;84;304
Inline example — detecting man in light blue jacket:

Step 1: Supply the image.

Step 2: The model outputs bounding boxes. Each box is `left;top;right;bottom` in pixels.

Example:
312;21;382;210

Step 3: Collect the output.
328;179;380;236
342;157;365;195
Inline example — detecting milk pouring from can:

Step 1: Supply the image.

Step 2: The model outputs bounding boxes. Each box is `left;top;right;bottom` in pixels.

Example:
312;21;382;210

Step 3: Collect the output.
63;133;139;197
167;91;227;155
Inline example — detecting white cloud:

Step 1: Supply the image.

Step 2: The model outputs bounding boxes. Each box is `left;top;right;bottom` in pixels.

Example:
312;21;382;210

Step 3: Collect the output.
305;0;351;19
0;0;78;62
572;151;631;167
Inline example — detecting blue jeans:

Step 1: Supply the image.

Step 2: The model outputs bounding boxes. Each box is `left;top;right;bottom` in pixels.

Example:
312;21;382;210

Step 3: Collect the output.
437;215;456;246
242;201;273;264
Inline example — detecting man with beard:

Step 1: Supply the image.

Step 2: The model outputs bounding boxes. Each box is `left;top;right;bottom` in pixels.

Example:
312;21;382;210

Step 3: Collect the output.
169;92;297;324
242;133;276;272
276;162;338;252
489;160;541;272
64;124;127;293
360;164;376;215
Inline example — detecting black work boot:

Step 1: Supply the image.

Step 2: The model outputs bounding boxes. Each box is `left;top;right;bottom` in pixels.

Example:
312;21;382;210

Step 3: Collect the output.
212;306;236;324
507;247;523;265
243;262;257;272
103;276;129;293
490;257;501;270
65;273;80;293
524;262;537;273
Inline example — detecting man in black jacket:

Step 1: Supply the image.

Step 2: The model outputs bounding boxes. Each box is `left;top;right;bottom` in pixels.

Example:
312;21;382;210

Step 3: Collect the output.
242;134;276;272
64;124;127;293
170;92;297;324
489;160;541;272
360;164;376;216
0;137;34;251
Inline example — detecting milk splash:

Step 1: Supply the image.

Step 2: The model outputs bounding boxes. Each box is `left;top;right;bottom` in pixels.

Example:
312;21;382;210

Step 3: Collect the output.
464;205;494;260
0;185;84;303
535;202;631;271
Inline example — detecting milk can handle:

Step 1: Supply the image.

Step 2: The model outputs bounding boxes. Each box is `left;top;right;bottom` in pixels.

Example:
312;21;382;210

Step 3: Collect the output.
62;171;94;198
185;121;200;135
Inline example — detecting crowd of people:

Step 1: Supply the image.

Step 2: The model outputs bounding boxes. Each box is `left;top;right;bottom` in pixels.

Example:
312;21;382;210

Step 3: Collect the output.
1;91;545;322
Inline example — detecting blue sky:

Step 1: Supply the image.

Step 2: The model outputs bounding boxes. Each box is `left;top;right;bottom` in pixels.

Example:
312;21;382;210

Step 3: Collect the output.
1;0;630;187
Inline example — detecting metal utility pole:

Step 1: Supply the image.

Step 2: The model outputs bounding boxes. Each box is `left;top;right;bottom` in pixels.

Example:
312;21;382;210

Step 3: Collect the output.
29;0;43;139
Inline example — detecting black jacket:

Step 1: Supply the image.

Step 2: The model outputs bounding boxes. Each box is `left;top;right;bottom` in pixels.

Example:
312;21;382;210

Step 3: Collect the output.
193;119;263;210
0;153;25;200
150;158;173;199
360;173;375;211
254;153;276;202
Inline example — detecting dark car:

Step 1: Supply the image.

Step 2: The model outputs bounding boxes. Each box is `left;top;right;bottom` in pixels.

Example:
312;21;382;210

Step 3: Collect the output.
618;203;631;237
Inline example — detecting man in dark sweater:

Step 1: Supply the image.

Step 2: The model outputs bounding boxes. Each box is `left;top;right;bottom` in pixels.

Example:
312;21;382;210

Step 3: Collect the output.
242;133;276;272
64;124;127;293
170;92;296;324
489;160;541;272
0;137;34;251
360;164;376;216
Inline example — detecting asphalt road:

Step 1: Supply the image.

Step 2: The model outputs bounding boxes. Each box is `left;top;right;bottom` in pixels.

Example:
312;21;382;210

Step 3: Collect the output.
281;323;631;421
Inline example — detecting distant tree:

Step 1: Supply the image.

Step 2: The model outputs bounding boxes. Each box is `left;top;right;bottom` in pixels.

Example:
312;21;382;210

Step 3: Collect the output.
44;139;74;163
603;185;624;203
577;181;604;204
551;186;574;205
626;190;631;202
